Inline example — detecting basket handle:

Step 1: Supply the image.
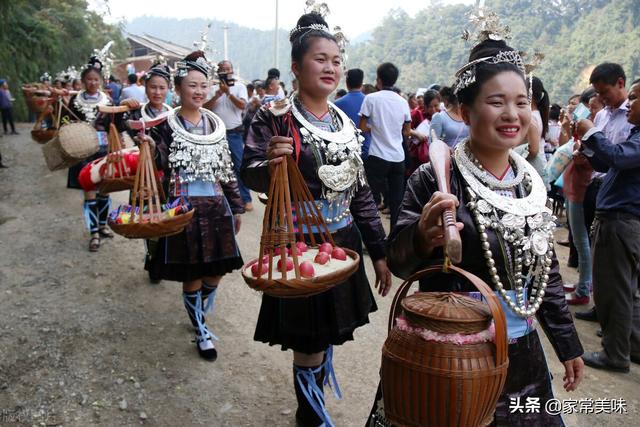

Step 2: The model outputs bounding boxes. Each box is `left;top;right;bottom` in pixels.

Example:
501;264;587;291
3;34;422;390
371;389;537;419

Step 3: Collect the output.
387;265;508;367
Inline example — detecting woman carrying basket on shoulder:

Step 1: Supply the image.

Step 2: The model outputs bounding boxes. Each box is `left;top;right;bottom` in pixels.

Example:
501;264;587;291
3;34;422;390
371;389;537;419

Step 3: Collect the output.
242;12;392;427
117;62;173;284
138;51;244;361
64;55;114;252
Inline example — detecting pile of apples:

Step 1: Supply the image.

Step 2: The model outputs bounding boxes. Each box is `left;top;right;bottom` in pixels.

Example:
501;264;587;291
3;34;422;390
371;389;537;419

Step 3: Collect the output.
250;241;348;279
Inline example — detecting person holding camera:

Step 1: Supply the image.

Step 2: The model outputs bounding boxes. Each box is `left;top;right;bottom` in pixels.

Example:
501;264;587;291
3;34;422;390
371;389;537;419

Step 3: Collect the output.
205;60;253;210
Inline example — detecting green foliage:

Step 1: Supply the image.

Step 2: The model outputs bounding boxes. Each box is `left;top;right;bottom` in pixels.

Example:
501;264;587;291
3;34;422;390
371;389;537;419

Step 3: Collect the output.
349;0;640;104
0;0;127;120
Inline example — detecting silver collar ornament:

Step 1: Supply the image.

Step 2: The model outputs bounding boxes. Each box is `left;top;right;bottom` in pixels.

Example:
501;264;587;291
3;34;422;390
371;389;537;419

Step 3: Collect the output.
455;141;555;318
167;107;235;184
140;102;172;122
73;90;109;123
291;95;366;204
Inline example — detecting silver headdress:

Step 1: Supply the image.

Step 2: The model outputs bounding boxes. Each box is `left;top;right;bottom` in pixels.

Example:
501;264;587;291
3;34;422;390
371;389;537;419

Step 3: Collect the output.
453;7;524;94
289;1;349;69
175;56;214;78
40;72;51;83
55;66;79;83
88;41;115;79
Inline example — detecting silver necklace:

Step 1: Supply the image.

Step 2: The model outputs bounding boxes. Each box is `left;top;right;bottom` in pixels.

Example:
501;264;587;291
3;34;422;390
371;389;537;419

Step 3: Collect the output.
167;107;235;184
456;141;555;318
292;96;366;202
74;90;109;123
456;138;526;189
141;102;171;122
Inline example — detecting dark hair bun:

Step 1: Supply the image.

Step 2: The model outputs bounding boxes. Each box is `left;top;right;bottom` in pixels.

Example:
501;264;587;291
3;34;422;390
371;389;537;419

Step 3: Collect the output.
184;50;206;62
290;12;328;43
468;39;514;62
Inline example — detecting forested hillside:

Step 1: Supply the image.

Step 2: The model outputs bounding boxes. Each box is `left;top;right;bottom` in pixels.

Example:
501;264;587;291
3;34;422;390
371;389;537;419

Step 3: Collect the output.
125;16;292;83
0;0;127;119
350;0;640;101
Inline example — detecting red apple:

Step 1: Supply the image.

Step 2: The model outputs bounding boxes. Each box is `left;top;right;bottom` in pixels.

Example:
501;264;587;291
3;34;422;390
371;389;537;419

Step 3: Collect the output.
296;241;308;253
251;262;269;277
319;242;333;254
299;261;315;278
331;247;347;261
314;252;330;265
277;257;294;272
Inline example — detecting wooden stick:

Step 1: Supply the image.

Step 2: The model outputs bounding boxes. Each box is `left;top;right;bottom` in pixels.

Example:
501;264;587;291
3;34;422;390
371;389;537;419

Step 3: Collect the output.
98;105;130;113
429;130;462;264
277;161;288;279
282;157;300;279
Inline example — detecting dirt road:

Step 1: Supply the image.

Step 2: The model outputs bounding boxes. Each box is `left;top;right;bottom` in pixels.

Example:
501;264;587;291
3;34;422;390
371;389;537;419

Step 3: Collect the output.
0;124;638;426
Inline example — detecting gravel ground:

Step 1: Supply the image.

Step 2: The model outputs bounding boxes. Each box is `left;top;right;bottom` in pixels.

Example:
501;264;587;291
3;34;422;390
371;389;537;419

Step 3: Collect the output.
0;124;638;426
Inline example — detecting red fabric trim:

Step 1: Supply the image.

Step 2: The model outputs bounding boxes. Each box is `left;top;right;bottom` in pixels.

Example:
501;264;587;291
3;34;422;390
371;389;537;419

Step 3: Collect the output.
485;164;512;181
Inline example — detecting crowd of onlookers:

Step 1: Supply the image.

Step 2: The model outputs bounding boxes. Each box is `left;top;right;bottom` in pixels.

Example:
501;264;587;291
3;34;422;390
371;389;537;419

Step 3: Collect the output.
3;57;639;374
328;60;639;374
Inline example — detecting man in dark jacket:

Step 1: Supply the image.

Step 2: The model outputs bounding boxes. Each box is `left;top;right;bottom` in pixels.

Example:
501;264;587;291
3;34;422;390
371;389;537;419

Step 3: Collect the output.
577;78;640;372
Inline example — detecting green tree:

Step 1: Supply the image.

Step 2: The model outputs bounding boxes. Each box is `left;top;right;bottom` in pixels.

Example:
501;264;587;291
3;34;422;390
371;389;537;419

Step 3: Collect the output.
0;0;127;120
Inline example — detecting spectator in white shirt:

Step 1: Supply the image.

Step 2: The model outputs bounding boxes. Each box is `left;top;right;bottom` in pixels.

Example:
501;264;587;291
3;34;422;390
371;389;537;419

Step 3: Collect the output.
205;60;253;210
359;62;412;227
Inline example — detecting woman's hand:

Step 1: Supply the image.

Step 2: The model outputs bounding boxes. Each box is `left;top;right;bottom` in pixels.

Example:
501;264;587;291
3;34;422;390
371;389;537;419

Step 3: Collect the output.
134;134;156;155
416;191;464;257
120;98;141;110
562;357;584;392
267;136;293;174
234;214;242;234
373;258;392;297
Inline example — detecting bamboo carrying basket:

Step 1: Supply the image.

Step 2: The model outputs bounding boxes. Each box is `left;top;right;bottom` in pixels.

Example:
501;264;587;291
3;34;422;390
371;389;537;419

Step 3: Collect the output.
41;122;99;171
381;265;509;427
97;122;137;194
241;155;359;298
108;141;193;239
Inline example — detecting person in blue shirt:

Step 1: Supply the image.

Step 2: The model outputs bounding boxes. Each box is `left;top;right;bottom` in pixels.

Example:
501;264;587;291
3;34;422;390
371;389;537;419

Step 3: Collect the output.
334;68;371;158
105;75;121;105
576;78;640;373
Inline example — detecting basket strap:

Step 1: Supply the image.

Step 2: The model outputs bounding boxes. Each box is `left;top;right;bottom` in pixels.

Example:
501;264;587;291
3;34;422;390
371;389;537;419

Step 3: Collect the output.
388;265;508;367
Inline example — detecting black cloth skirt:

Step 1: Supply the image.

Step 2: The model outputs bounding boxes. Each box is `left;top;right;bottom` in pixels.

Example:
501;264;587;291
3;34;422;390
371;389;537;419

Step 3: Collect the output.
254;223;378;354
67;146;107;190
367;330;564;427
145;196;243;282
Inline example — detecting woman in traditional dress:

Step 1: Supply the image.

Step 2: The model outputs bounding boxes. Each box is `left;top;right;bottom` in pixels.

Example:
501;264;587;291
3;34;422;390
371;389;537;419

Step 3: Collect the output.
139;51;244;361
242;12;392;427
118;63;173;284
65;56;113;252
369;36;584;427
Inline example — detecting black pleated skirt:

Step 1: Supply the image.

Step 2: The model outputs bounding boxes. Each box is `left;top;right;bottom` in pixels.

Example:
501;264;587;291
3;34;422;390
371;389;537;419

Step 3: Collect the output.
253;223;378;354
145;196;243;283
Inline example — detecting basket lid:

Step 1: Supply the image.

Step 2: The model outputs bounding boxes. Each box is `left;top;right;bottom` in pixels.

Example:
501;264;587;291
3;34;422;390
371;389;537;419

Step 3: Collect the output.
401;292;492;335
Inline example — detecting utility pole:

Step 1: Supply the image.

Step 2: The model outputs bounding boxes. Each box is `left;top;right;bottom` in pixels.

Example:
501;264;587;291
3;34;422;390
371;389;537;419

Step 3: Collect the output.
274;0;279;68
223;24;229;60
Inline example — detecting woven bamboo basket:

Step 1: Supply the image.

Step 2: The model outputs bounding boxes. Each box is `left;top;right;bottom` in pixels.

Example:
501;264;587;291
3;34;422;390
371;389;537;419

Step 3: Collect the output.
381;265;509;427
42;122;99;171
108;140;193;239
241;155;359;298
97;123;137;194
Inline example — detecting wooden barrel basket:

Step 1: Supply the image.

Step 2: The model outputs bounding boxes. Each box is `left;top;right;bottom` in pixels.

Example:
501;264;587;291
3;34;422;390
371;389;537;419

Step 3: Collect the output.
381;265;509;427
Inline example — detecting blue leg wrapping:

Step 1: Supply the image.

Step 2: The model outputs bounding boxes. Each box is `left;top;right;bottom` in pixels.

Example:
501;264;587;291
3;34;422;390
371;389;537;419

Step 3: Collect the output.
83;200;99;233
